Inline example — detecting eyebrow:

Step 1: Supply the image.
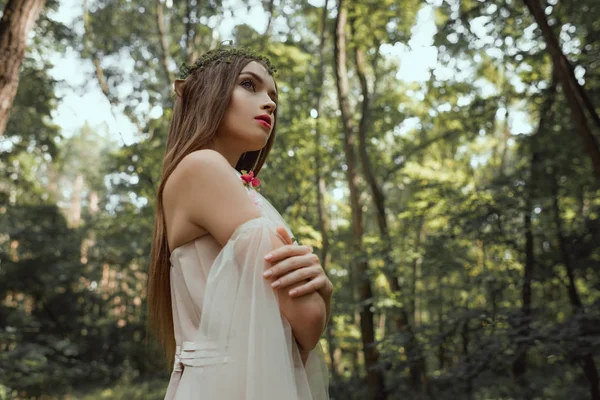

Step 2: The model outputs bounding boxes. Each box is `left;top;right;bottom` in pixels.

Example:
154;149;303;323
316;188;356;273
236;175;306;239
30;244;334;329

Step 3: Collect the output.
239;71;278;100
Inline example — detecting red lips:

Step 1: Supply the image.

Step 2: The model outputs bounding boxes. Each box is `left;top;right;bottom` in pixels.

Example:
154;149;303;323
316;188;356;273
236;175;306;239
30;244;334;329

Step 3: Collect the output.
254;114;272;125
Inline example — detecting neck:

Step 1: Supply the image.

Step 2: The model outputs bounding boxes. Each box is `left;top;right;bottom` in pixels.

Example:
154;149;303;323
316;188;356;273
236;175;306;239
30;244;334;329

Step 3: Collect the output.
209;140;244;169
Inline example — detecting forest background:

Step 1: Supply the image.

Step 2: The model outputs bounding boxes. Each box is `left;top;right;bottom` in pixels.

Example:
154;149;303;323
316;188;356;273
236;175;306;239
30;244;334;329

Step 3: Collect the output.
1;0;599;398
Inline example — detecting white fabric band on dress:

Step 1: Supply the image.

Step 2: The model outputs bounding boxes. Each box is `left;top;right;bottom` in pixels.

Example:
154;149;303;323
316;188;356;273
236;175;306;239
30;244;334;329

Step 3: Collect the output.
173;341;229;372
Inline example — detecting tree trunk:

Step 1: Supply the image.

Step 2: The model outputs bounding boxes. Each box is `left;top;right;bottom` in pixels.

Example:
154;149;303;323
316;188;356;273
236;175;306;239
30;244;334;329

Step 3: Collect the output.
410;218;425;326
155;0;173;89
461;319;473;399
523;0;600;182
551;173;600;400
69;174;84;228
437;283;446;370
0;0;46;136
350;23;429;394
313;0;340;385
334;1;385;398
511;136;535;398
315;0;329;285
512;72;557;394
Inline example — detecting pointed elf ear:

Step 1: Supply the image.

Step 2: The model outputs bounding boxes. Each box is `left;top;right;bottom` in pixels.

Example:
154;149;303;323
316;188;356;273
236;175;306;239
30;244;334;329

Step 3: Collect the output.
174;79;185;97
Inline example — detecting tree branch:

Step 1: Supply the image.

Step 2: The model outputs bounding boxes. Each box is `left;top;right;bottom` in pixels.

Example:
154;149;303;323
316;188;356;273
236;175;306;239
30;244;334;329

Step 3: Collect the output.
384;129;460;181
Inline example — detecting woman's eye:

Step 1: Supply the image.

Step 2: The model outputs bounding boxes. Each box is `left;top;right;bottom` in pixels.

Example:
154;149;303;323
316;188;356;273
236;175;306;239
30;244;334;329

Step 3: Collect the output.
241;79;256;91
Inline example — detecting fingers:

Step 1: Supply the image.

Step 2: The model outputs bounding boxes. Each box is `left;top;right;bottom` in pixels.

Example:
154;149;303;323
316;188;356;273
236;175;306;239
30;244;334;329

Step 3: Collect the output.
270;265;322;291
288;276;328;297
264;252;319;280
264;243;313;263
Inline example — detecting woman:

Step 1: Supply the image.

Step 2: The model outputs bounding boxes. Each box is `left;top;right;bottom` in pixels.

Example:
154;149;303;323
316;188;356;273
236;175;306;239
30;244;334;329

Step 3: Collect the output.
147;45;333;399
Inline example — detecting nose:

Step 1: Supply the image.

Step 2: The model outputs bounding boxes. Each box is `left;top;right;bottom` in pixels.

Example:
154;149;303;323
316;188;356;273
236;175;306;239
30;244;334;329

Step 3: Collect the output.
261;97;276;114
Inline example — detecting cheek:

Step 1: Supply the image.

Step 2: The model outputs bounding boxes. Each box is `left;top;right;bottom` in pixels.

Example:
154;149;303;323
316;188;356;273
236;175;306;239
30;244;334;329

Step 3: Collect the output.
228;88;251;115
218;90;253;135
220;94;242;128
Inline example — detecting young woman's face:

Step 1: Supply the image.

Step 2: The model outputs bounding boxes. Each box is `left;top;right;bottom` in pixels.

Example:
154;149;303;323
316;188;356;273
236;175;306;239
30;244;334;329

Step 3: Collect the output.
217;61;278;152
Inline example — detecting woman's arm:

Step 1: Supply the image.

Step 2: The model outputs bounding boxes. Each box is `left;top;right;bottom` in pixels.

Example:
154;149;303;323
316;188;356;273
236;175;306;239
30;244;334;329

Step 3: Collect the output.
273;226;334;307
274;272;327;353
266;227;334;351
168;149;326;352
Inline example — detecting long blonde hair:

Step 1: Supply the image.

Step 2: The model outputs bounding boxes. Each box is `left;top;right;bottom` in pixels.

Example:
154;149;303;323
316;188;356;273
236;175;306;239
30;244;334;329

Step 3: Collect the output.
147;53;278;365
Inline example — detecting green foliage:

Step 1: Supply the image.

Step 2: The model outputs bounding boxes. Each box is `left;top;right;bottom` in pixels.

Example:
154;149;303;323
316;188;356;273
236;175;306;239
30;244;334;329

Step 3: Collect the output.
2;0;600;398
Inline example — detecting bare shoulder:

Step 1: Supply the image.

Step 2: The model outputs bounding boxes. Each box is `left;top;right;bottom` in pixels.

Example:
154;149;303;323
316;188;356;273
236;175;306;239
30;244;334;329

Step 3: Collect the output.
165;149;231;196
164;149;261;247
175;149;231;176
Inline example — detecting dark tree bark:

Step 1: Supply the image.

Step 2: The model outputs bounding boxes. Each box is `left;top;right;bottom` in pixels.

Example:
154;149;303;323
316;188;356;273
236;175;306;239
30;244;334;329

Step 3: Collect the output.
461;317;473;400
0;0;46;136
512;73;557;397
551;173;600;400
523;0;600;182
334;0;385;398
437;287;445;370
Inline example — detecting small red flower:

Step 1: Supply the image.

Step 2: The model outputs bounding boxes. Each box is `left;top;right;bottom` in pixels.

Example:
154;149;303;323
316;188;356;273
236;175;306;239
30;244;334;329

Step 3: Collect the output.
240;170;261;190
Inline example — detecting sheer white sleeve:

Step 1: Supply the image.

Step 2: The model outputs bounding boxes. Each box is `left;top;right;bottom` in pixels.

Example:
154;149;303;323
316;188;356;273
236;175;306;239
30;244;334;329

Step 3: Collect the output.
170;217;329;400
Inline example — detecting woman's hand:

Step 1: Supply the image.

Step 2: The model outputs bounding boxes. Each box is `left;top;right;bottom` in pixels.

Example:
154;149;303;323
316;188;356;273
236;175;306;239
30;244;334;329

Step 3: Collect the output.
263;227;333;298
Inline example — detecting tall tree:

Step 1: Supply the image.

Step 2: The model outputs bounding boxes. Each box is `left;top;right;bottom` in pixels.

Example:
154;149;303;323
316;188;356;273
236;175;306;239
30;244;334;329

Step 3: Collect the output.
349;12;428;395
334;0;385;398
550;170;600;400
523;0;600;182
312;0;341;385
0;0;46;136
512;73;557;395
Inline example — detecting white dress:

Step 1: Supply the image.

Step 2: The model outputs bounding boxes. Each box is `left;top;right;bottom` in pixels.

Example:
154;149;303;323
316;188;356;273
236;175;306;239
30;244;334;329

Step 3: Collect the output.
164;168;330;399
